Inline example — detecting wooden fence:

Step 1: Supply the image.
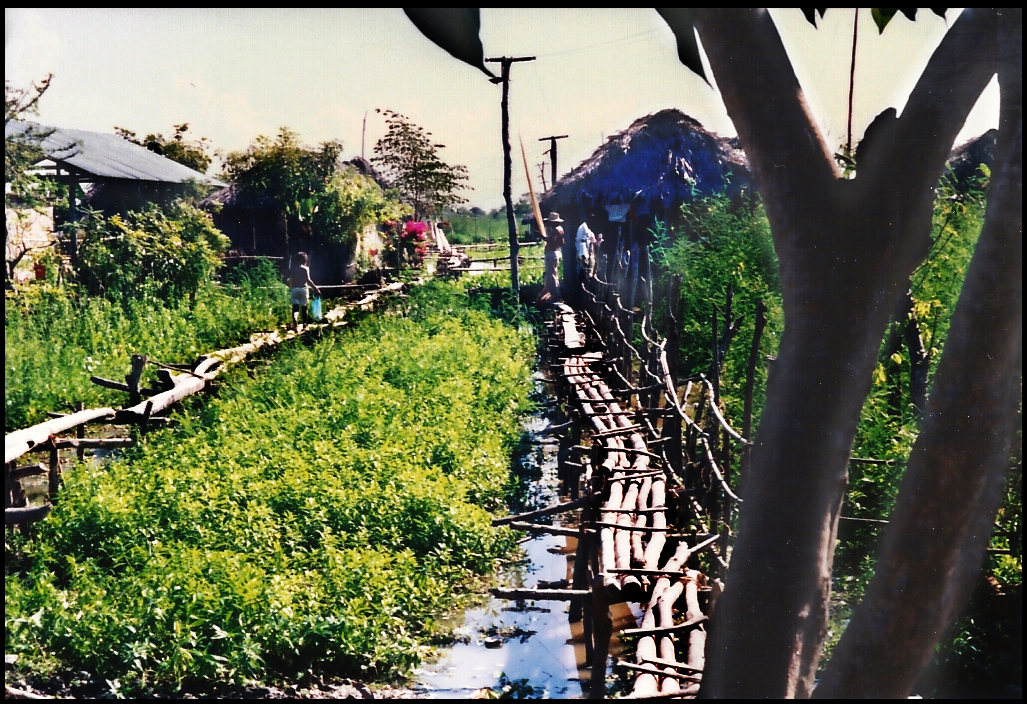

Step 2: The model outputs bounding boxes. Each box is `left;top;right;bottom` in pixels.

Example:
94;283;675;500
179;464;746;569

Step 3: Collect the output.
489;258;770;698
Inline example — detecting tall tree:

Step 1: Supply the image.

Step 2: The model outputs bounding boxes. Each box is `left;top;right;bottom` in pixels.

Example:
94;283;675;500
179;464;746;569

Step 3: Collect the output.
372;109;470;220
403;7;1022;697
654;8;1020;697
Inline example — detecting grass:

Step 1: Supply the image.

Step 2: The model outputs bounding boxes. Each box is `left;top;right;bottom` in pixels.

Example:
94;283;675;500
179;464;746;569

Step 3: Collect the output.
4;262;290;432
5;280;537;693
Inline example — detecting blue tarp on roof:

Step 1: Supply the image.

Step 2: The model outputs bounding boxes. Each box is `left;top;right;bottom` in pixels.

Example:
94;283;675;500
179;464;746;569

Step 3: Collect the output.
6;120;225;187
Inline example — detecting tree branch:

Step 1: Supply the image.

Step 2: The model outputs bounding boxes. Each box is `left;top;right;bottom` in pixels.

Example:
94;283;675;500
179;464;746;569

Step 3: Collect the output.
857;9;1001;193
692;9;838;220
816;12;1021;695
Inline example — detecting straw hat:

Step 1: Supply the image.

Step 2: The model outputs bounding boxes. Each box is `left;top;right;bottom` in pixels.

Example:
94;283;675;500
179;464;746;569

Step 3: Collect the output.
544;211;564;223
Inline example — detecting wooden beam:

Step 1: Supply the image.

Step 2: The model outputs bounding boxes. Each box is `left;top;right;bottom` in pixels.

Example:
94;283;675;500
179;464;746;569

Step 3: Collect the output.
492;587;592;600
506;521;594;537
89;376;131;393
616;661;702;682
6;408;117;463
620;615;708;637
492;496;588;526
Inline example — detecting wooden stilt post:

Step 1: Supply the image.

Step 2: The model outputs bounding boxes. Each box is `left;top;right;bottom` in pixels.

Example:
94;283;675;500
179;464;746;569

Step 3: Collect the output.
667;275;683;475
126;354;146;407
589;574;613;699
75;401;85;462
48;443;60;499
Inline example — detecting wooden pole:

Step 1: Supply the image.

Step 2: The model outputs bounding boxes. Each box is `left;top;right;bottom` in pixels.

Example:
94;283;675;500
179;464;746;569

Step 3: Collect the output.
539;134;568;189
667;276;683;474
126;354;146;407
68;180;78;271
75;401;85;462
486;55;536;295
48;444;60;499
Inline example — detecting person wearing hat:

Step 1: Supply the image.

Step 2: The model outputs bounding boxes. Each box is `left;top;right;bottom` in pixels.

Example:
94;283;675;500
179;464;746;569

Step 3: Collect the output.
539;212;565;303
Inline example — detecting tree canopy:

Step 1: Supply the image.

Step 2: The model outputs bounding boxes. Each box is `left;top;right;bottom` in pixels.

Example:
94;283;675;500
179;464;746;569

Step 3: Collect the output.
223;127;406;249
372;109;470;220
114;122;213;174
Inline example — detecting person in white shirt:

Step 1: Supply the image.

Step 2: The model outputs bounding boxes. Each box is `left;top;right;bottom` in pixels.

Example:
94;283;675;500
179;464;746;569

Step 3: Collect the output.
575;220;598;278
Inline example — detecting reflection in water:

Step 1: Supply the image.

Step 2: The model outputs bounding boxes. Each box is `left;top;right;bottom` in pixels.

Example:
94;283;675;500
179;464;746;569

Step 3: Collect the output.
415;416;629;698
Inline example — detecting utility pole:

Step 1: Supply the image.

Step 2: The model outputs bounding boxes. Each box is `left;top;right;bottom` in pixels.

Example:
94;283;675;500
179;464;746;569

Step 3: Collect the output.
486;55;535;295
539;134;568;192
361;110;368;160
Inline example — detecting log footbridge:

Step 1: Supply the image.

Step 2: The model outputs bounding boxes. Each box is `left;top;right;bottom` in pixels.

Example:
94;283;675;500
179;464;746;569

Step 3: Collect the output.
493;272;757;699
5;283;407;526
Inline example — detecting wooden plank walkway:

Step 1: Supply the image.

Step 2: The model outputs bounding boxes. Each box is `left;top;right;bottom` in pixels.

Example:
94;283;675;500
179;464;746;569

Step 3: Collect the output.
497;304;718;699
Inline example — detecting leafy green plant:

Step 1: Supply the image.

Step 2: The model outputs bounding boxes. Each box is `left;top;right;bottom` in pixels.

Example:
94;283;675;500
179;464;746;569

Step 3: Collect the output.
5;265;289;431
75;202;229;301
652;193;784;428
6;281;535;690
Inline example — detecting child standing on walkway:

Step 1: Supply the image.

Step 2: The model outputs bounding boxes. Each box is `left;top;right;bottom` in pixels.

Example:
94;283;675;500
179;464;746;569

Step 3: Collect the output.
286;252;321;330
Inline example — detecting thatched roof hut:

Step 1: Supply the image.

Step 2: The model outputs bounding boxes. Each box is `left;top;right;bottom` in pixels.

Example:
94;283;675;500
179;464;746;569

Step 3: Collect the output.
540;109;751;299
541;109;750;226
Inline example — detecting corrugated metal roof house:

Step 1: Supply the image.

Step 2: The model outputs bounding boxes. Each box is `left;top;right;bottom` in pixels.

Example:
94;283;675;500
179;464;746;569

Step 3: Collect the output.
6;120;224;215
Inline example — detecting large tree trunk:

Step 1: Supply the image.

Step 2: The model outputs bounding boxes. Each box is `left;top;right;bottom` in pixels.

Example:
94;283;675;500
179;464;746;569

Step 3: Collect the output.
815;13;1022;696
685;9;1001;697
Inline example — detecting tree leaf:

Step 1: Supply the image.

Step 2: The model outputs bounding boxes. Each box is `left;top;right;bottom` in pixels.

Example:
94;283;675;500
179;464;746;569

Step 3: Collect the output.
800;8;828;27
655;9;708;83
871;8;898;33
402;9;495;79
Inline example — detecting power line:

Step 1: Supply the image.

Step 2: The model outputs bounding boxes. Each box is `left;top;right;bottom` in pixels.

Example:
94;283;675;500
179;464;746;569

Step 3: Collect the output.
537;27;665;58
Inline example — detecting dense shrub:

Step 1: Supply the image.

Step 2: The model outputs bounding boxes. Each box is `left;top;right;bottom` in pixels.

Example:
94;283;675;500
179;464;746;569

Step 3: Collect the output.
5;261;289;431
76;203;229;301
652;194;784;425
5;282;535;689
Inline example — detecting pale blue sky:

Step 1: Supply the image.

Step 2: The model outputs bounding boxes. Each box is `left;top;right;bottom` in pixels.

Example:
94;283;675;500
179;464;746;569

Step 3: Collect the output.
6;8;998;210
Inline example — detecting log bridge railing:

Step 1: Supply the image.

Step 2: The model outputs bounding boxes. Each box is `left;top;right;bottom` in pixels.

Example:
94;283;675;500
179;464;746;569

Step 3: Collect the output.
491;263;767;698
5;282;408;529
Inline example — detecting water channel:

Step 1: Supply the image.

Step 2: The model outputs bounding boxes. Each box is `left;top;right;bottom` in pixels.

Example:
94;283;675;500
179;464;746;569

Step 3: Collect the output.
414;379;637;699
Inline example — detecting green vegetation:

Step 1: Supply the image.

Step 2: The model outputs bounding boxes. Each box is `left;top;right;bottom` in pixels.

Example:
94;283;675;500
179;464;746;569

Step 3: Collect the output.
223;127;407;251
4;262;289;432
5;281;536;692
653;182;1019;692
652;194;784;427
372;109;470;220
444;198;534;246
76;203;230;301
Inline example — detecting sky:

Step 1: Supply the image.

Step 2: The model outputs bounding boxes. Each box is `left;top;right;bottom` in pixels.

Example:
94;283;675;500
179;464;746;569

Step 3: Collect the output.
6;8;999;211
